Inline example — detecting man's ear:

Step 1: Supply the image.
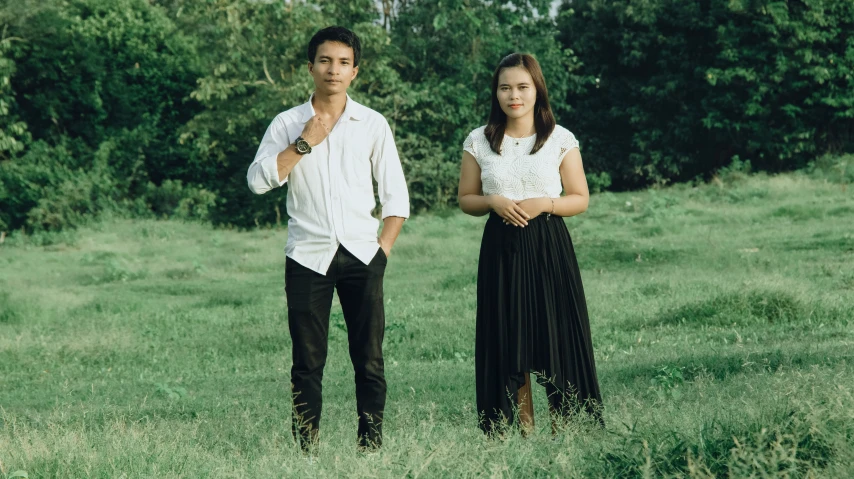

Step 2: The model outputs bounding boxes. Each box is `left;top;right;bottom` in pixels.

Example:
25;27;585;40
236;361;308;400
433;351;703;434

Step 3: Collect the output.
351;65;359;80
308;62;314;73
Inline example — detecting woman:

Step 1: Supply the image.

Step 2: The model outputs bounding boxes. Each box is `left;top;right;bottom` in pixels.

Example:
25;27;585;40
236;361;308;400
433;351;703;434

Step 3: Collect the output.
458;53;604;435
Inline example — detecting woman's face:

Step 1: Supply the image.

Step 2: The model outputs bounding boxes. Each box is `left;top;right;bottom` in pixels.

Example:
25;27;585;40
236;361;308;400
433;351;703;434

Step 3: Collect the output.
496;66;537;121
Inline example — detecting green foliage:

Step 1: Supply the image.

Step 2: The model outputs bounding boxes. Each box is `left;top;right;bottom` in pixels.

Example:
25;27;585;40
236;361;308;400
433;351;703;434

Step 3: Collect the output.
142;180;216;221
0;141;114;232
806;153;854;184
155;382;188;401
558;0;854;189
649;365;685;401
0;0;209;232
714;156;753;185
9;0;201;164
0;33;29;162
2;0;853;232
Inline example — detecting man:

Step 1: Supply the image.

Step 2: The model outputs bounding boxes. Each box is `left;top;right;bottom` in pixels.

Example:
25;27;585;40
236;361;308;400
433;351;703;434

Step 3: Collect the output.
247;26;409;452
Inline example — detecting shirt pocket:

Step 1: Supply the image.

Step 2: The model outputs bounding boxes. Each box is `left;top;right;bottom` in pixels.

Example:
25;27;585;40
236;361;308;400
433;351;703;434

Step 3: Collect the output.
343;128;375;194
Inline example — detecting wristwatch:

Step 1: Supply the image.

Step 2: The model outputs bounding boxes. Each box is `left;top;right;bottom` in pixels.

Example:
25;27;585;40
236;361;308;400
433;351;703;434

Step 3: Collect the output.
294;136;312;155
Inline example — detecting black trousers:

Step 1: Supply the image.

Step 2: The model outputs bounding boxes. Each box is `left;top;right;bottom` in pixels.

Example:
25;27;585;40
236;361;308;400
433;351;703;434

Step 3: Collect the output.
285;246;387;448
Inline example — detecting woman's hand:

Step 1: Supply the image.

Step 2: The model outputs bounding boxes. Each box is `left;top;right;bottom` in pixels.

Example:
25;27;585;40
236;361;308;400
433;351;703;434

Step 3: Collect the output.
488;195;530;227
516;197;551;219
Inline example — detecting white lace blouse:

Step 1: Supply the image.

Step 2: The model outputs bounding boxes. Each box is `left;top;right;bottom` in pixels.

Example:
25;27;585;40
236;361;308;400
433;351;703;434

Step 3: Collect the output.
463;125;579;201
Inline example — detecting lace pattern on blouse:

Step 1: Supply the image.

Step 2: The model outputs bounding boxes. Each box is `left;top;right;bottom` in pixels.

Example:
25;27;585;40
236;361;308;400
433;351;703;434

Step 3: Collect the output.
463;125;579;201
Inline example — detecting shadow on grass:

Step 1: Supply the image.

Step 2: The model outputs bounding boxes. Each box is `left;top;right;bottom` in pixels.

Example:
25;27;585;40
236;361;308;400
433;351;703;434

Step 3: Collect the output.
771;204;820;222
606;346;853;387
201;293;253;308
576;239;695;270
437;272;477;291
778;234;854;253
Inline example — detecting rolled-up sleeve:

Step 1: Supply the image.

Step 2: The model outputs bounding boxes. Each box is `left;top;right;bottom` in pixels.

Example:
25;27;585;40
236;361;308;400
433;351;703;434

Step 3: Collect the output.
247;116;290;195
371;119;410;219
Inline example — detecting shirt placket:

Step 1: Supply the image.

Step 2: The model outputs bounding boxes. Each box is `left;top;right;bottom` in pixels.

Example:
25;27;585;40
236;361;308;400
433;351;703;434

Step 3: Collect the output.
327;120;346;245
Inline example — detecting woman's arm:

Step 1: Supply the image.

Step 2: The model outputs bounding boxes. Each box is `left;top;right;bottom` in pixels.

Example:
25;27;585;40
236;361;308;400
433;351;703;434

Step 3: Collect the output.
517;148;589;218
554;148;589;217
458;151;529;226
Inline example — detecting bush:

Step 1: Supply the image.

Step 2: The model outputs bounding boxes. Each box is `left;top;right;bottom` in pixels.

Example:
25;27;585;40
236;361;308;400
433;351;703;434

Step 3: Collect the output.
0;140;216;234
143;180;216;221
0;141;114;232
806;153;854;185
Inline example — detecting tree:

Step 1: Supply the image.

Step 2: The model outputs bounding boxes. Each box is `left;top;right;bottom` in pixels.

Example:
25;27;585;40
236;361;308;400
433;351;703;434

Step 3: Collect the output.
557;0;854;188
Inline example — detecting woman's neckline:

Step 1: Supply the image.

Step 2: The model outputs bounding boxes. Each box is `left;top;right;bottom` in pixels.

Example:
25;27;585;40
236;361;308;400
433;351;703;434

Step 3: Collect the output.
504;133;536;140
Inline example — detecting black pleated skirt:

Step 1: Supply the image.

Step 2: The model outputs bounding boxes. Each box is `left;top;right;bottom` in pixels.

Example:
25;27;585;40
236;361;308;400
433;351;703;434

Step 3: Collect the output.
476;212;604;433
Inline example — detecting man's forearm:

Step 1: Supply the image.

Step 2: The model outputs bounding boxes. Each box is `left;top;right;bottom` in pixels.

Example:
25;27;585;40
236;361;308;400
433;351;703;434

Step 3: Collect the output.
378;216;405;254
276;144;303;182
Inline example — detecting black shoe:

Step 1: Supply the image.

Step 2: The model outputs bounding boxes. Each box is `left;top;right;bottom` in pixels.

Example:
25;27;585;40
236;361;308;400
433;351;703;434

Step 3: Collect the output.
357;435;382;453
296;428;319;454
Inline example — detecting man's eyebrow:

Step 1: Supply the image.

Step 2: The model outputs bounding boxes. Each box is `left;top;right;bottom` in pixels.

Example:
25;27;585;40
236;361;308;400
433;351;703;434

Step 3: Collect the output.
317;54;353;62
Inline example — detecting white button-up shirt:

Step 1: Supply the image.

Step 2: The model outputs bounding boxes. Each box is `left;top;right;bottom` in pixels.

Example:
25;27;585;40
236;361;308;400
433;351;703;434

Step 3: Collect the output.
247;95;410;275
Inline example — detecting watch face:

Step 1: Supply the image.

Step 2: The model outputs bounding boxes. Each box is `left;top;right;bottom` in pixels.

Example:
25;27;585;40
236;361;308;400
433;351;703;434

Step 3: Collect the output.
296;139;311;154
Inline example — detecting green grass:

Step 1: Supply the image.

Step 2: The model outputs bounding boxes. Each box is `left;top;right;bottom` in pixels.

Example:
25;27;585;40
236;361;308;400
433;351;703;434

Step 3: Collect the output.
1;171;853;478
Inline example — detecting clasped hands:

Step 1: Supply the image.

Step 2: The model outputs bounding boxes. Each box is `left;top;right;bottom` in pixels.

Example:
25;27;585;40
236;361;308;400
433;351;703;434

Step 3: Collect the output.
488;195;551;227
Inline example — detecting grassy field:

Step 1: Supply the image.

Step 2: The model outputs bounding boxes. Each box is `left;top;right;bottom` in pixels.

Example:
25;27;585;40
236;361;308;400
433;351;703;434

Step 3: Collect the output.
1;167;853;478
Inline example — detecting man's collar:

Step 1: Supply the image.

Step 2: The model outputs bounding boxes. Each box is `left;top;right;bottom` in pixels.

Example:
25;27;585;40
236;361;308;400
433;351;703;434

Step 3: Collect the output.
299;93;363;122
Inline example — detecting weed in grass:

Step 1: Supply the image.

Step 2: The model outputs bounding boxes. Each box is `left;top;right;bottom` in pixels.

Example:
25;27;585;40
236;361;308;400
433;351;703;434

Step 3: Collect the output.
155;383;188;401
649;366;685;401
0;292;22;324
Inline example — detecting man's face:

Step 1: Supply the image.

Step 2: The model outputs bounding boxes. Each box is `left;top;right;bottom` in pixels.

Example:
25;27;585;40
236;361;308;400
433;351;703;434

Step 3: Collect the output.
309;41;359;95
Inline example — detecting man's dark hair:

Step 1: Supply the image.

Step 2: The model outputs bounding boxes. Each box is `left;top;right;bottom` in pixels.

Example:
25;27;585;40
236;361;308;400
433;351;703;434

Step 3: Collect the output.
307;26;361;67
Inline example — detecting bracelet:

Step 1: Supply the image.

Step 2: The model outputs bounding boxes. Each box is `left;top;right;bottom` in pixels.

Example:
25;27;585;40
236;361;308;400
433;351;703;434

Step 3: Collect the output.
547;197;555;220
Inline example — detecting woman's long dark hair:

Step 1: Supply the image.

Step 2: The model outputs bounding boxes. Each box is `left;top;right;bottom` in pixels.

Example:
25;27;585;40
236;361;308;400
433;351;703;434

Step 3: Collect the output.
484;53;556;155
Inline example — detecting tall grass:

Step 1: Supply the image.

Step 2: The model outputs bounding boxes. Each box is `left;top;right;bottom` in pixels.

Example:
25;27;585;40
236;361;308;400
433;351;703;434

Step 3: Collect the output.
1;169;852;477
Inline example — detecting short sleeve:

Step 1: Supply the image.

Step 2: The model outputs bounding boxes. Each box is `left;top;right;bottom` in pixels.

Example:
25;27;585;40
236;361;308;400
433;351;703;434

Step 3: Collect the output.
463;131;477;159
560;130;580;159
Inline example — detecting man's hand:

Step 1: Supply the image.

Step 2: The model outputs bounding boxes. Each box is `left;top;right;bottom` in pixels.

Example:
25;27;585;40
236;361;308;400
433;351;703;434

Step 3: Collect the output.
377;216;405;259
301;116;330;147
